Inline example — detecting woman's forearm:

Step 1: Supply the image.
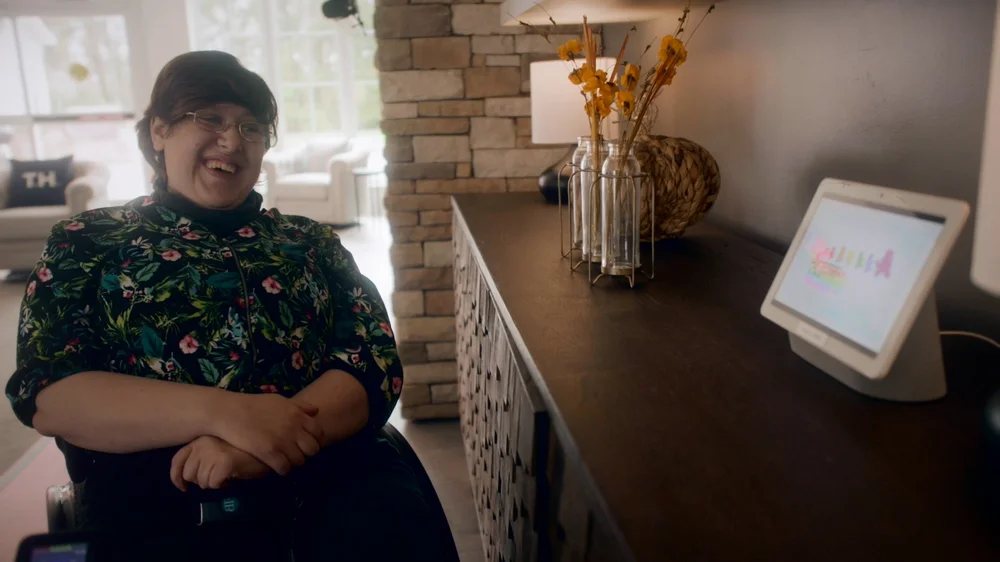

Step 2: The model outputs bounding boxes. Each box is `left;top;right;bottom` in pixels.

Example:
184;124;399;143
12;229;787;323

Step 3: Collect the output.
293;369;369;447
33;372;230;454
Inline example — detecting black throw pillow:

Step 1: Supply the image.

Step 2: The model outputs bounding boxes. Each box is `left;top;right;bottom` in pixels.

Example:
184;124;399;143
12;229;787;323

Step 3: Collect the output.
7;155;74;208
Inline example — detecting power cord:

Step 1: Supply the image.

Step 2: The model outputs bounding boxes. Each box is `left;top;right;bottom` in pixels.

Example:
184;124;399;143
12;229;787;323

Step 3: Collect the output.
941;330;1000;352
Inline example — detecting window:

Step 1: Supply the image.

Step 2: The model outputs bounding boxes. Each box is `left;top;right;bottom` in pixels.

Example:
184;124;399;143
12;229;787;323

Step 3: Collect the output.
0;13;146;201
188;0;380;150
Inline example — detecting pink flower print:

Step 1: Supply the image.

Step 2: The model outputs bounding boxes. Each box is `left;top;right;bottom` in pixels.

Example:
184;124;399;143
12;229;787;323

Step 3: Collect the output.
121;259;132;268
142;196;154;206
26;281;36;297
352;305;361;313
179;334;200;354
64;221;85;231
122;289;134;299
236;297;246;309
350;353;361;364
37;267;53;283
161;250;182;261
392;377;403;394
260;384;279;394
128;355;137;366
262;277;282;294
291;351;304;370
58;243;70;249
379;322;394;338
183;232;201;240
229;351;241;361
179;226;190;234
166;362;175;372
237;226;255;238
222;250;233;259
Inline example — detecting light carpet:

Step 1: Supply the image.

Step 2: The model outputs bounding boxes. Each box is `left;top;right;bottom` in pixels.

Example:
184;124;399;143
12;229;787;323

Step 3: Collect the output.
0;279;45;477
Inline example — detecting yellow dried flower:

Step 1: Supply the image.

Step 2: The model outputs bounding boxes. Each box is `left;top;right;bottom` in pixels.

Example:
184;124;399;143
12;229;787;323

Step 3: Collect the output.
568;69;583;85
597;96;612;118
655;65;678;87
584;95;612;119
558;38;583;61
598;80;618;101
658;35;687;66
620;64;640;91
616;90;635;116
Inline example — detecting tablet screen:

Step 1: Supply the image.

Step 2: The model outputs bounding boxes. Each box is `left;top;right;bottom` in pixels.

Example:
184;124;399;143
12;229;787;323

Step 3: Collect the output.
773;195;945;355
30;543;88;562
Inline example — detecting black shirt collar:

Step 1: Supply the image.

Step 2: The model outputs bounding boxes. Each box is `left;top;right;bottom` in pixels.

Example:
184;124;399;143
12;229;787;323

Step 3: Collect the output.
151;188;264;236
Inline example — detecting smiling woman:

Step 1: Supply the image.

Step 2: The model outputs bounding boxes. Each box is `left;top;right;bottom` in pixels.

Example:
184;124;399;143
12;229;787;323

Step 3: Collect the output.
135;51;277;209
3;51;451;561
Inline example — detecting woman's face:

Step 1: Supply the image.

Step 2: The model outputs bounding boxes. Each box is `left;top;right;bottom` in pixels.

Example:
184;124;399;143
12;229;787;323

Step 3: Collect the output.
150;103;267;210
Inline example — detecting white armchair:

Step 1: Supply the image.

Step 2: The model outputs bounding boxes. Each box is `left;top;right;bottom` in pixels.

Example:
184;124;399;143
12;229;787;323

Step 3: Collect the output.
0;160;108;271
262;139;369;226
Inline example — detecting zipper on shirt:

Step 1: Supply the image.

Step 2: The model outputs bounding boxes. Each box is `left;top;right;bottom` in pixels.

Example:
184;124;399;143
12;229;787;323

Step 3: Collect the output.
224;244;258;370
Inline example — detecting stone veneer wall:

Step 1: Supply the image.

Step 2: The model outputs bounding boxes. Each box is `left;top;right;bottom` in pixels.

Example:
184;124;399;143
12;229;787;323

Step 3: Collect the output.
374;0;587;419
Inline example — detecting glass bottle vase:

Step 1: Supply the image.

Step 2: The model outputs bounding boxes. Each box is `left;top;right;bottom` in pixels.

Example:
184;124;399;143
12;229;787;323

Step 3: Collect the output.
580;137;609;263
569;137;590;253
600;141;643;276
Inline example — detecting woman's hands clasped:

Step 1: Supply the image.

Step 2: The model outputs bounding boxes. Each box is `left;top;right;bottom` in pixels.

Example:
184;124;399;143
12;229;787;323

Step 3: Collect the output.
171;392;328;491
212;393;326;476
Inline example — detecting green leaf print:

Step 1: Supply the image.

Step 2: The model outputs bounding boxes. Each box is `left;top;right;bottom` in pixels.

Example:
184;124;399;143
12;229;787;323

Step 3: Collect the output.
207;272;241;289
280;301;293;328
198;358;221;384
101;274;121;292
141;325;165;357
135;263;160;283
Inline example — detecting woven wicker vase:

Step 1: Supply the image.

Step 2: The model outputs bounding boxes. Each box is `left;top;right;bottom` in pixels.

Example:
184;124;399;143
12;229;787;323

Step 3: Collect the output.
633;134;721;241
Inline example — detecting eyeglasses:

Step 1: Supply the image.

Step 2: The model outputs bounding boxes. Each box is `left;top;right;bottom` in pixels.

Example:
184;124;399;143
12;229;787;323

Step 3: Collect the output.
184;110;272;144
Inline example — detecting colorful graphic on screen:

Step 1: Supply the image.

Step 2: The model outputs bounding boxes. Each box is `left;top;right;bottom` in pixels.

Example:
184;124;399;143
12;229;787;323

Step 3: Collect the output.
774;196;944;354
804;240;895;294
31;543;88;562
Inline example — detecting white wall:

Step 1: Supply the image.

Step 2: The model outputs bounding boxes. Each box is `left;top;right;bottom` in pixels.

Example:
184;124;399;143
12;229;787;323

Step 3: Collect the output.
606;0;1000;334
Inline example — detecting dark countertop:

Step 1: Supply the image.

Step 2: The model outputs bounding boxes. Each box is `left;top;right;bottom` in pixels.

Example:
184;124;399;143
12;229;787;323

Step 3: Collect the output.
453;193;1000;562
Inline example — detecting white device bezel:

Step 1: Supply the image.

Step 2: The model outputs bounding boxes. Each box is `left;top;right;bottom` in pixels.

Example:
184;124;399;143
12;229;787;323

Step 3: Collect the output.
760;178;969;380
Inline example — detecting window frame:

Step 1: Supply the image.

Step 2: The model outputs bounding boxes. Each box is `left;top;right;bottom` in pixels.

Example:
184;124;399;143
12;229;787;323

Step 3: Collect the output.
186;0;377;148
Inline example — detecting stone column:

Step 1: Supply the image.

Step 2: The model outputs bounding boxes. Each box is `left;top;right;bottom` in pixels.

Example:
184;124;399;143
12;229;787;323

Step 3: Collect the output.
375;0;587;420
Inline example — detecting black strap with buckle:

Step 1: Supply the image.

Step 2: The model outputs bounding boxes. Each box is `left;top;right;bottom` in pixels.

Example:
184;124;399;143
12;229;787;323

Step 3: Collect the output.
197;492;294;526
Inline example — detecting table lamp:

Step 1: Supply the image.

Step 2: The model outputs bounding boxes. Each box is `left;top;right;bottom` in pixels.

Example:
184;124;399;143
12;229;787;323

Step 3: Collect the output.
530;58;618;203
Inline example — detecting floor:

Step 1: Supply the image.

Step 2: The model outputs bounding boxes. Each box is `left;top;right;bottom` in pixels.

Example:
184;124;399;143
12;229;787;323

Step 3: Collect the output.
0;218;484;562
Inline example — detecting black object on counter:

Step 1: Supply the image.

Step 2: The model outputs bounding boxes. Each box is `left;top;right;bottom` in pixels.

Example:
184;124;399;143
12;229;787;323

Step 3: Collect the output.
537;166;569;204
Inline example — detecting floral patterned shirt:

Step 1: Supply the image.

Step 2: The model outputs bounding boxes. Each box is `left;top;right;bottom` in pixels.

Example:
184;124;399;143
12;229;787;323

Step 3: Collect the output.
6;195;402;431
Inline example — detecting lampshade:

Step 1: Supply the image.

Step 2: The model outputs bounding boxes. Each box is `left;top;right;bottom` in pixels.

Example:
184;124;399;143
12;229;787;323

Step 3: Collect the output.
530;58;619;145
973;7;1000;297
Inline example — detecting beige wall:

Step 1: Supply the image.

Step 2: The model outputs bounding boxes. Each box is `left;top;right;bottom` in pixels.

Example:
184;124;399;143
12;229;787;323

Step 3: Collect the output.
606;0;1000;335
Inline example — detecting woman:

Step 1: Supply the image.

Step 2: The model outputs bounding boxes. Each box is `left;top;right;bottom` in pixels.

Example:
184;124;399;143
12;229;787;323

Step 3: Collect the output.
6;51;437;561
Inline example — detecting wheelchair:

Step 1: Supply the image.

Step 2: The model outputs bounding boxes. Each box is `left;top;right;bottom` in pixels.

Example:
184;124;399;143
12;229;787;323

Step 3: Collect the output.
36;423;460;561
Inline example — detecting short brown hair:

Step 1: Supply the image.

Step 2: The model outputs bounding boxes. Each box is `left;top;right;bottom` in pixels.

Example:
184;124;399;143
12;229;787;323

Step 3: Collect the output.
136;50;278;190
